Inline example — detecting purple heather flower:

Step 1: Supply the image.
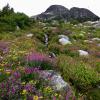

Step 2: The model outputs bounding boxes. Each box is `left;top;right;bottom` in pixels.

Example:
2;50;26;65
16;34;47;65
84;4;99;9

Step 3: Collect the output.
11;87;16;94
24;84;35;92
66;90;72;100
1;83;4;88
24;67;40;74
53;96;56;100
13;72;21;79
0;42;9;54
26;52;51;62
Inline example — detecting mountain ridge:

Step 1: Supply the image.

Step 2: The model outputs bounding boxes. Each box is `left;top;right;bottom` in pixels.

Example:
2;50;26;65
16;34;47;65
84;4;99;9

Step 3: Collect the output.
32;5;99;22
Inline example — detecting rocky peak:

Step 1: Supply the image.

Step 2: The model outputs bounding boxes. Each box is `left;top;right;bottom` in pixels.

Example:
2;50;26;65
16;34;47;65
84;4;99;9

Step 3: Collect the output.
45;5;69;14
70;7;99;21
32;5;99;22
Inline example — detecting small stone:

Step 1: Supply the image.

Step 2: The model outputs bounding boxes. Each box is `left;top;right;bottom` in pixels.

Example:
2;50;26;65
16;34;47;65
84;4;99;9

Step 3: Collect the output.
49;52;56;58
26;33;33;37
97;44;100;47
92;38;100;41
78;50;89;56
84;40;93;43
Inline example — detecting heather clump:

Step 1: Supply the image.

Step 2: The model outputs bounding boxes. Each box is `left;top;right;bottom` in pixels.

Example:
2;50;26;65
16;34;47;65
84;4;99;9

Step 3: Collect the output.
24;52;54;70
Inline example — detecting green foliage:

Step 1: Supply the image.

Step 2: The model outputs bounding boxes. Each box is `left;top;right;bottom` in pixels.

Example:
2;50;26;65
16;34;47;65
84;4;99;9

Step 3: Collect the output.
21;73;37;82
0;73;10;82
48;44;61;54
95;62;100;73
57;55;100;93
73;63;99;91
0;4;14;16
13;13;31;29
70;19;80;25
24;59;53;70
86;88;100;100
0;4;31;32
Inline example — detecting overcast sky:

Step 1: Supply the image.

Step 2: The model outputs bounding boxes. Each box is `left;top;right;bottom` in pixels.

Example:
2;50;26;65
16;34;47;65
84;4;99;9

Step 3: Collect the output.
0;0;100;17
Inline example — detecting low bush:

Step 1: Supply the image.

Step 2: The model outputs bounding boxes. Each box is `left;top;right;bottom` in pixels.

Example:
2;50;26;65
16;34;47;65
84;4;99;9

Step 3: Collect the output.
23;52;54;70
56;55;100;93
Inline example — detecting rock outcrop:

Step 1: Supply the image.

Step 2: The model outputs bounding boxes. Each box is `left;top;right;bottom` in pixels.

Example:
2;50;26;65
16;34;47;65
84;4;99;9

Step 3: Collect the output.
32;5;99;22
70;7;99;21
35;5;70;21
39;70;71;92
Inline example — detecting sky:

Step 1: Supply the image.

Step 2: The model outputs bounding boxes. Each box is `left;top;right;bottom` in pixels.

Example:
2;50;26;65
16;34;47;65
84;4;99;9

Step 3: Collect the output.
0;0;100;17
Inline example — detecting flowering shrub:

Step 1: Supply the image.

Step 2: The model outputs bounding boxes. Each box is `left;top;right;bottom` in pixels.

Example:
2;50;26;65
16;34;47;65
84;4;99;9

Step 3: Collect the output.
24;52;54;70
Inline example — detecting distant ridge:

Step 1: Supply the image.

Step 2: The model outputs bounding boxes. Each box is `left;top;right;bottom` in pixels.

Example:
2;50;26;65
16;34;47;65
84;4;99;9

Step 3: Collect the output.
32;5;99;22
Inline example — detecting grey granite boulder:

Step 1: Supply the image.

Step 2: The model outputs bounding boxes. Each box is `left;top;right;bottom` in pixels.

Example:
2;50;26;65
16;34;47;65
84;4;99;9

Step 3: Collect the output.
58;35;71;45
39;70;70;92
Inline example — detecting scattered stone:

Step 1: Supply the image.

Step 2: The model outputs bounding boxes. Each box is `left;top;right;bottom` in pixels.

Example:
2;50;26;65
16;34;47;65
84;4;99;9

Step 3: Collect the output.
0;56;3;61
16;25;20;30
84;40;93;43
58;35;69;40
59;38;71;45
44;34;48;47
97;44;100;47
88;32;91;35
26;33;33;37
74;25;77;27
39;70;70;92
78;50;89;56
78;23;83;27
58;35;71;45
92;21;100;28
49;52;56;58
92;38;100;41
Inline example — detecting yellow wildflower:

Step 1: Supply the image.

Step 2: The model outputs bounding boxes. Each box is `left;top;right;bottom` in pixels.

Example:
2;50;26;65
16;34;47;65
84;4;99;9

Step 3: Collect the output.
54;93;58;96
59;94;61;97
44;86;53;93
22;89;27;95
33;95;39;100
21;82;25;85
6;72;11;75
29;80;34;84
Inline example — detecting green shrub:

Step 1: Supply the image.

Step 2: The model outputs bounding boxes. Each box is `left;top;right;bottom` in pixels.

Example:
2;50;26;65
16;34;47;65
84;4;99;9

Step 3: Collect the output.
0;4;32;32
95;62;100;73
48;44;61;54
0;73;10;82
57;55;100;93
86;88;100;100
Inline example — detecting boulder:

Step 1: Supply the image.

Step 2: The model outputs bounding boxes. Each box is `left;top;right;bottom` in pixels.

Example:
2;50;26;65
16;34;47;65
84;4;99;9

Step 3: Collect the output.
26;33;33;37
58;35;71;45
59;38;71;45
78;50;89;56
92;38;100;41
84;40;93;43
39;70;70;92
58;35;69;40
